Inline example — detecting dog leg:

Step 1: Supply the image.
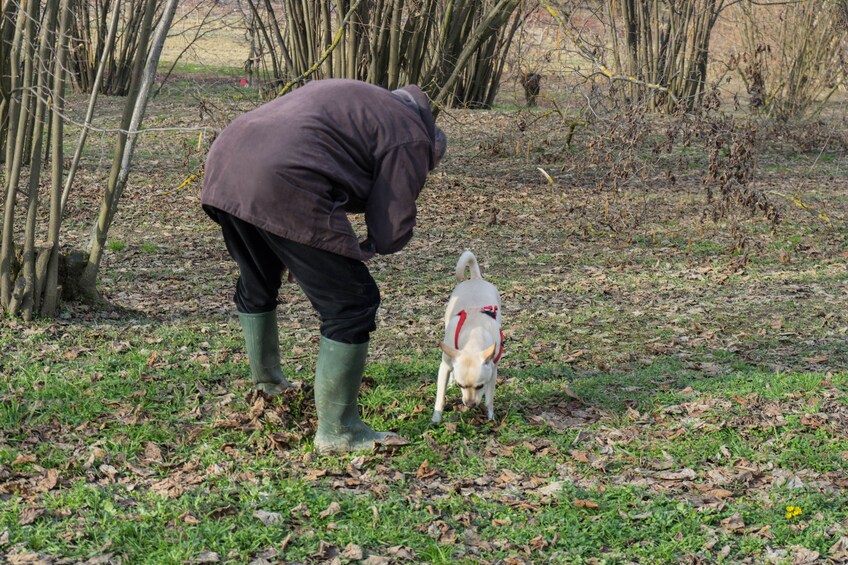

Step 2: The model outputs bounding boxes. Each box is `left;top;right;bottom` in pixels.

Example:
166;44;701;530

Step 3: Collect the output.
432;359;451;423
485;366;497;421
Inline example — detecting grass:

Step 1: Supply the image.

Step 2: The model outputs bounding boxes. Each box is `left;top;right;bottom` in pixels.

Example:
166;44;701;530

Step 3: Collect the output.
2;316;846;563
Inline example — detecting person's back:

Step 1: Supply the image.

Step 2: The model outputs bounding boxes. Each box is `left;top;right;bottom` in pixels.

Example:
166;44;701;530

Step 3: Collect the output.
202;79;438;260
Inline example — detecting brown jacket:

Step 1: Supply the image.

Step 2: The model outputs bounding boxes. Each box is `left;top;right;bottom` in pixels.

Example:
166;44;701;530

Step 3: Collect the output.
201;79;438;261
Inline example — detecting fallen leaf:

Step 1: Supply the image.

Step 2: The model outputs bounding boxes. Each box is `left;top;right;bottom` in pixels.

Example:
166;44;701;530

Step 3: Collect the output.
705;488;734;499
370;505;380;527
385;545;416;560
268;431;302;450
253;510;283;526
765;547;788;563
5;548;49;565
12;453;37;466
648;457;676;471
570;450;590;463
829;537;848;561
319;501;341;519
497;468;521;483
34;469;58;493
530;535;548;550
252;548;278;562
180;512;201;525
720;512;745;532
207;505;237;519
416;460;437;479
279;533;292;551
98;464;119;480
195;551;220;563
342;543;364;560
144;442;163;462
304;469;327;481
563;352;586;365
18;507;44;525
492;517;511;526
374;435;410;449
698;362;727;377
573;499;599;509
790;545;819;564
655;468;697;481
750;524;774;539
537;481;563;497
786;476;805;489
800;414;828;429
290;502;310;518
426;520;457;543
312;540;339;560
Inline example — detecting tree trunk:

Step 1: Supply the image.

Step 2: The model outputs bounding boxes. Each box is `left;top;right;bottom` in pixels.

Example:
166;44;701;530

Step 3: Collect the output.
43;0;74;317
1;0;37;310
80;0;179;300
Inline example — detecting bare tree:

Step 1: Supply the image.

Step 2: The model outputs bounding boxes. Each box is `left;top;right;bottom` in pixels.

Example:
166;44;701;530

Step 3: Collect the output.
244;0;524;109
0;0;179;318
69;0;167;95
604;0;726;112
80;0;180;299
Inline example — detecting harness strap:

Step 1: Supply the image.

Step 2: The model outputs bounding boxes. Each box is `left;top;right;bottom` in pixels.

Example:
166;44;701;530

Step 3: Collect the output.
454;307;504;364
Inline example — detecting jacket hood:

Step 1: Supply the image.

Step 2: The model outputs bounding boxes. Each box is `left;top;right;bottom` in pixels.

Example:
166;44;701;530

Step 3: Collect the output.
392;85;438;169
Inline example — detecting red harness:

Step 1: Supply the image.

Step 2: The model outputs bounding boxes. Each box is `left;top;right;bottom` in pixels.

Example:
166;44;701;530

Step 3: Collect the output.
454;306;504;364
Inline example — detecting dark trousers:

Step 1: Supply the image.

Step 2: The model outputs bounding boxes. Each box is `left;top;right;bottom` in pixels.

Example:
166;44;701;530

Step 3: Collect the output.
207;207;380;344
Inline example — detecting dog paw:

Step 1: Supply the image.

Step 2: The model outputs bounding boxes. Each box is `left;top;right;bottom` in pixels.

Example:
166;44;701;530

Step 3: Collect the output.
431;411;443;424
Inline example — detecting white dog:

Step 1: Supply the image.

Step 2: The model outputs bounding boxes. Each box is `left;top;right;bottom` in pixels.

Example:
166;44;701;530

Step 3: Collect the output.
432;250;503;423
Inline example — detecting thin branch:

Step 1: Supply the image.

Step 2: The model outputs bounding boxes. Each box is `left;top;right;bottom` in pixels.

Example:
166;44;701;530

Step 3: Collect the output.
276;0;366;97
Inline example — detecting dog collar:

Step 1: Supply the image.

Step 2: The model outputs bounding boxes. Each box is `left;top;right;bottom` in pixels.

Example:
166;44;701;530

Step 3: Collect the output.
454;307;504;364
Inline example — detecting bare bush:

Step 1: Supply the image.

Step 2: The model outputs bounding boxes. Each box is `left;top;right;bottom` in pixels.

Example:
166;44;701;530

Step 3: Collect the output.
699;115;779;226
598;0;729;112
731;0;847;120
69;0;163;95
499;77;781;241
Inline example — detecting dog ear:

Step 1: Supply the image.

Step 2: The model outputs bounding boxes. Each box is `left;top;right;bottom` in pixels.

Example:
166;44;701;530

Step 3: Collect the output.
440;342;459;359
481;343;497;363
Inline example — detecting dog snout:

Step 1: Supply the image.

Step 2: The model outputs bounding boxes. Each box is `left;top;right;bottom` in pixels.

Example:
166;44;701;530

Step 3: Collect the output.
461;389;482;407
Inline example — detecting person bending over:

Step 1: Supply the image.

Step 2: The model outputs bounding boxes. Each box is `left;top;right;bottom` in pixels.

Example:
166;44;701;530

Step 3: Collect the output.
201;78;447;454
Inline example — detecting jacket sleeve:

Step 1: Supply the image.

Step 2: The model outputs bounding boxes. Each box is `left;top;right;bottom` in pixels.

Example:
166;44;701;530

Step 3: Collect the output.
364;141;431;255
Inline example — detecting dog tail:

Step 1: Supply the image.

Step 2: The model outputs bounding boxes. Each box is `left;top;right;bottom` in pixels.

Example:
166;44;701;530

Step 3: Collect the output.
455;250;482;281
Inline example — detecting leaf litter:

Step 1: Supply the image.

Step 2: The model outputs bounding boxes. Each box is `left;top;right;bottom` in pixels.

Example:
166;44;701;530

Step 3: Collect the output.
0;98;846;563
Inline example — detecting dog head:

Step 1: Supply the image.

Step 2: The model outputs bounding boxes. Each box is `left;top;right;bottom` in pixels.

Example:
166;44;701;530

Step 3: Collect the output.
440;342;497;407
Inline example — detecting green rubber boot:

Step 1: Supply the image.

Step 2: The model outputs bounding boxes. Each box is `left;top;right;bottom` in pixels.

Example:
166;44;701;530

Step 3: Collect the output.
238;311;293;395
313;337;399;454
